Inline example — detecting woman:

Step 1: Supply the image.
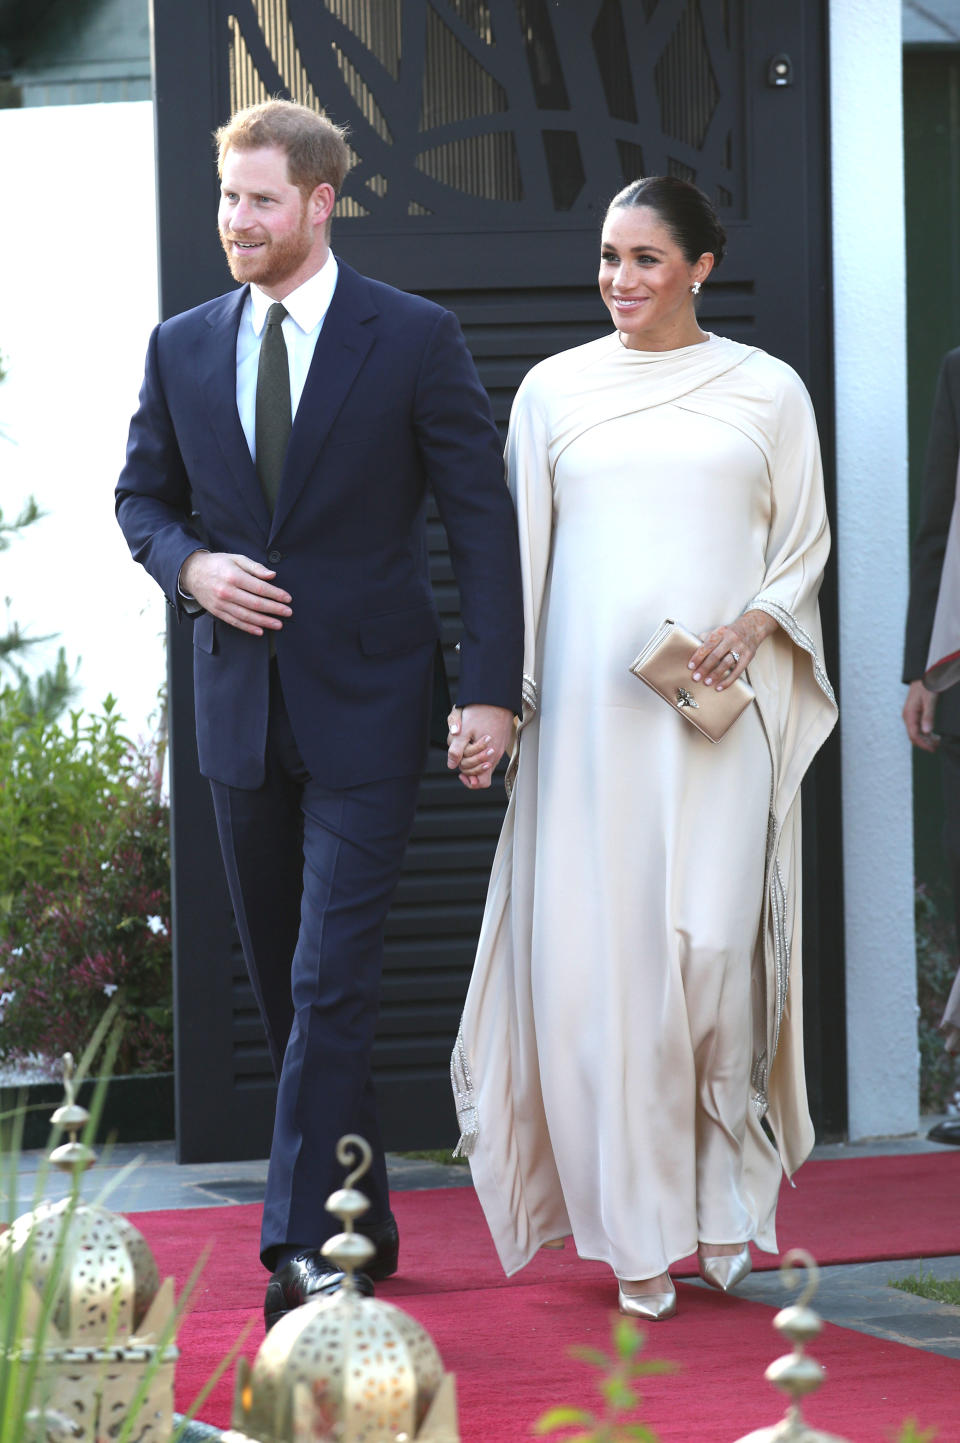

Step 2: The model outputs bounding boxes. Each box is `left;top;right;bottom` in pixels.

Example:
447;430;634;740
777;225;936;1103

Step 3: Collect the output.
449;177;837;1320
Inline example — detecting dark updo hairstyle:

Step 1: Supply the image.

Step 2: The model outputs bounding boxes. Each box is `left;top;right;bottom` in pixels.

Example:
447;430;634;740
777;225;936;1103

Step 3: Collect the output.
607;176;727;269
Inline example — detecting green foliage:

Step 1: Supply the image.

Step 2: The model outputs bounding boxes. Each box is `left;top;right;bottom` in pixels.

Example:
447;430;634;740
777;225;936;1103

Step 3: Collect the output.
894;1421;939;1441
0;693;140;909
1;1015;122;1443
0;1018;251;1443
0;692;172;1075
533;1316;676;1443
914;885;960;1111
890;1269;960;1306
1;645;78;725
0;496;44;553
0;505;79;719
0;344;79;718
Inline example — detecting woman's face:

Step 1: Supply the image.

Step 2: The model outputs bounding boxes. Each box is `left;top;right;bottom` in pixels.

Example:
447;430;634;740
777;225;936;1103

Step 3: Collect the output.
598;205;713;350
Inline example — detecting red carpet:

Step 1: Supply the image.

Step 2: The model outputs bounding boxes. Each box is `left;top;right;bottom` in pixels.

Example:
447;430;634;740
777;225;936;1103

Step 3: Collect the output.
130;1152;960;1440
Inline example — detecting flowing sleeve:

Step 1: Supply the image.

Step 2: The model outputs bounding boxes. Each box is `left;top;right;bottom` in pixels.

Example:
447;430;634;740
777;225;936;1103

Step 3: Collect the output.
745;365;837;741
503;371;555;788
742;364;838;1180
740;362;837;904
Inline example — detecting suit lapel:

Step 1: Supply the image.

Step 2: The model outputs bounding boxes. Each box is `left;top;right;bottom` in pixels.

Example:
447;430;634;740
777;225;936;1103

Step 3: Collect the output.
269;262;378;540
199;287;272;534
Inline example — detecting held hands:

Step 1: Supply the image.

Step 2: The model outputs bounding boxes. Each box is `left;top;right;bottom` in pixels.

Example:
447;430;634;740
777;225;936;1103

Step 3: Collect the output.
903;679;939;753
446;704;515;789
179;550;292;636
686;608;779;691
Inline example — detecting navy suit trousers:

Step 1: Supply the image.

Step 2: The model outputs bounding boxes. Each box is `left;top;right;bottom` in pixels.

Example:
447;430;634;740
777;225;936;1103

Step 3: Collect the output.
209;663;421;1269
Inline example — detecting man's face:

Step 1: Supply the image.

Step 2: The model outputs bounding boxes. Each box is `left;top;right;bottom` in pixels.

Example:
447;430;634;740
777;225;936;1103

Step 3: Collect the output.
218;145;323;298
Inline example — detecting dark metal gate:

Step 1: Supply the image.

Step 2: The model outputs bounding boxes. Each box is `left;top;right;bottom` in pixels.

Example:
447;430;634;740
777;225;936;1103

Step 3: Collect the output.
154;0;843;1161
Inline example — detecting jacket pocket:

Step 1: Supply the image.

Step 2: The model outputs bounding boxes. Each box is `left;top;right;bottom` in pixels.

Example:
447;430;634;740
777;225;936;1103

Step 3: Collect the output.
193;612;216;654
358;603;439;657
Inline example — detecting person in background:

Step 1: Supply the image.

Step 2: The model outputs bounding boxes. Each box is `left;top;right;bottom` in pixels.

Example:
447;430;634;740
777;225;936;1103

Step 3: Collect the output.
903;346;960;1142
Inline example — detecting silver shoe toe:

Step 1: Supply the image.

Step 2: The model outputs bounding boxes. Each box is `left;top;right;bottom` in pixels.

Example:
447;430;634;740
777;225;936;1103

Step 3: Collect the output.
617;1279;677;1320
698;1243;752;1293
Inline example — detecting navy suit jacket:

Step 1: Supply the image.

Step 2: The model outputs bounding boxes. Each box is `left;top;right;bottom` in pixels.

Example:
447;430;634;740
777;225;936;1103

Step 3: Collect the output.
116;260;524;789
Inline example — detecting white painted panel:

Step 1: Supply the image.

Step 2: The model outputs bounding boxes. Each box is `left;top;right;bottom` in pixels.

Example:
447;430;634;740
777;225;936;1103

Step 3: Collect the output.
0;101;164;747
831;0;919;1137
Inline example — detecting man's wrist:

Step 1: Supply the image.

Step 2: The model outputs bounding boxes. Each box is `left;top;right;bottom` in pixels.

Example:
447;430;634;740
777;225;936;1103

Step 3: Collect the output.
178;549;209;600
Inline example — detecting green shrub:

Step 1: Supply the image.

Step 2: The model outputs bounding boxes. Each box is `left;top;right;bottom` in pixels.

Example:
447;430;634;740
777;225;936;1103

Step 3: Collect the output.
0;691;172;1076
915;884;960;1112
0;693;145;912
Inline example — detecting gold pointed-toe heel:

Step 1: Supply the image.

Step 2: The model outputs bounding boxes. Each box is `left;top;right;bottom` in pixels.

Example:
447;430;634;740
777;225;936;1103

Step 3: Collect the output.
698;1243;752;1293
617;1278;677;1321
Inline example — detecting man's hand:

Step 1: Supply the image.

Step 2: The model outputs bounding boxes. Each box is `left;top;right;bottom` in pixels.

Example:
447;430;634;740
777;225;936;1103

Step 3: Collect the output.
446;704;514;789
903;679;939;752
179;550;292;636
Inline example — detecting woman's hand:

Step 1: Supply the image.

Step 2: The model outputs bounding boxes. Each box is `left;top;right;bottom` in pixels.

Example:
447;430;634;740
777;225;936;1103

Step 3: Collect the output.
446;704;514;788
686;609;780;691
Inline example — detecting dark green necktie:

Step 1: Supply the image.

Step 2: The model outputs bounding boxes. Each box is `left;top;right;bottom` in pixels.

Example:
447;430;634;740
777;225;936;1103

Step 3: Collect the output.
255;302;291;514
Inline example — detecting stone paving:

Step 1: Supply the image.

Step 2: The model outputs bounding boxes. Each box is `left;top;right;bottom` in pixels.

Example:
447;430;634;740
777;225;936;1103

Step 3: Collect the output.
5;1125;959;1362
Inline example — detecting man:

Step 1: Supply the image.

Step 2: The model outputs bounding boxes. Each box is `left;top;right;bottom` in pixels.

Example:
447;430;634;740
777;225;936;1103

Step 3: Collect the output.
116;100;523;1321
903;345;960;1142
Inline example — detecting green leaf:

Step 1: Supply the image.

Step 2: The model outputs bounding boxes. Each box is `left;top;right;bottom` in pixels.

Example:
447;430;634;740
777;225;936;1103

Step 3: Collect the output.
569;1346;613;1370
613;1316;645;1358
600;1377;636;1411
893;1422;939;1443
631;1360;678;1378
534;1407;595;1433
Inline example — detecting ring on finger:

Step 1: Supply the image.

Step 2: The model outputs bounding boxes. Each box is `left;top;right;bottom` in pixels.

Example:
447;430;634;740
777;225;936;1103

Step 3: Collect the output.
730;650;741;664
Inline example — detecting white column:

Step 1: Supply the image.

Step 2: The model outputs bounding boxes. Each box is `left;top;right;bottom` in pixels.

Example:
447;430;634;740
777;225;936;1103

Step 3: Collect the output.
830;0;919;1137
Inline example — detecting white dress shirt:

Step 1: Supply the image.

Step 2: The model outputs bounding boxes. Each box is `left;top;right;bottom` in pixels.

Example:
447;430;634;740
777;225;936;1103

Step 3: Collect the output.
178;254;339;602
237;252;340;462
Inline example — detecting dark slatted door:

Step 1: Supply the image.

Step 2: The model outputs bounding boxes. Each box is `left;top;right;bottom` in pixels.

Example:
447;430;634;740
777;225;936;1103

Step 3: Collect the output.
155;0;841;1160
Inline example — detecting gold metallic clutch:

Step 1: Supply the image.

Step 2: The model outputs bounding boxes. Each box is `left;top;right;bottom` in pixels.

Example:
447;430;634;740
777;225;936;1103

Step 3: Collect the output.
628;618;755;743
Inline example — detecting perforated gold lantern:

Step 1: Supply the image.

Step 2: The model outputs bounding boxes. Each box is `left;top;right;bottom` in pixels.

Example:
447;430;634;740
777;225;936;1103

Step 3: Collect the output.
223;1136;460;1443
0;1056;178;1443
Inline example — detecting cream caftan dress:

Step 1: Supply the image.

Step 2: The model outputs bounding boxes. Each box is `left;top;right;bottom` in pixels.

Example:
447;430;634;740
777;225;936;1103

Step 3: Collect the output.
452;332;838;1282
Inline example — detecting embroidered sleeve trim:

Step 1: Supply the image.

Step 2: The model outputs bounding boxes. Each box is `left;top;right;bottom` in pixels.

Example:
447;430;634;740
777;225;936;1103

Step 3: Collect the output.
450;1028;478;1157
747;596;837;706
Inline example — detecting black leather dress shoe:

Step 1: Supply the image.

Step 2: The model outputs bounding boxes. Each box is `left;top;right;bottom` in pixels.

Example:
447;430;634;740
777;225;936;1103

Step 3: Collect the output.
928;1116;960;1145
264;1251;374;1331
360;1213;399;1281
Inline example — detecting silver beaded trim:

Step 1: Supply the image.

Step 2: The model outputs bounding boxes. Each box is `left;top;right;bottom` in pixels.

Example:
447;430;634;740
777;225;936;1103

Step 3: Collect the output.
450;1028;478;1157
747;596;836;706
770;857;790;1067
522;673;538;713
751;1050;769;1117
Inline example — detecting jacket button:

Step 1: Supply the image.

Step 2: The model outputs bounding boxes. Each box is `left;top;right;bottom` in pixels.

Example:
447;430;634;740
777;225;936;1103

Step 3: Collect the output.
268;550;282;564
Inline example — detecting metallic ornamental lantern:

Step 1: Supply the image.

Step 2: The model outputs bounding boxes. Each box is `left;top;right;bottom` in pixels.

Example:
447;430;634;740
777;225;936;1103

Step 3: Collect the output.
223;1135;461;1443
734;1249;852;1443
0;1054;178;1443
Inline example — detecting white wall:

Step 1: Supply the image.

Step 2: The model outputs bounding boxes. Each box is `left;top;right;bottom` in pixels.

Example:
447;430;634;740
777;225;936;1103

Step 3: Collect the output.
0;101;164;747
831;1;919;1137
